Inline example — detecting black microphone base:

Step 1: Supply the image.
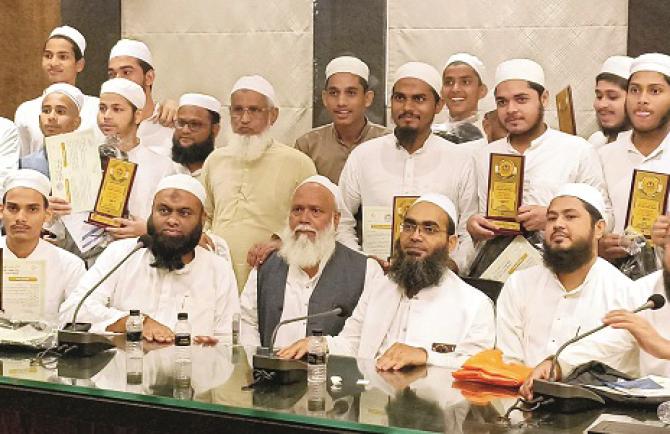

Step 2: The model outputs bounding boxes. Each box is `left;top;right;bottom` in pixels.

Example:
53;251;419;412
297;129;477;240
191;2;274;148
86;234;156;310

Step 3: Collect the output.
57;329;115;357
533;379;605;413
252;348;307;385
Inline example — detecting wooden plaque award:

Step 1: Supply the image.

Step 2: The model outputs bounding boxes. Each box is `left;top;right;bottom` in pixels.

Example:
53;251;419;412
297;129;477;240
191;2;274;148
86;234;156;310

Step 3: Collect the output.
486;153;525;235
624;169;670;239
87;158;137;228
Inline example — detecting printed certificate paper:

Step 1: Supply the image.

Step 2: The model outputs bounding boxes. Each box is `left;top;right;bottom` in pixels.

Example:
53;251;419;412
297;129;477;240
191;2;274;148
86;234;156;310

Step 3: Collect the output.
1;257;46;322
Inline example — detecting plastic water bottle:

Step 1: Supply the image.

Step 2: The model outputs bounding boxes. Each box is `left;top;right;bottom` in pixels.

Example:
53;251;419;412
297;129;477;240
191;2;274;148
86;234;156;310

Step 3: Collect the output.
658;401;670;424
174;312;192;389
307;329;327;384
125;309;143;385
307;381;326;416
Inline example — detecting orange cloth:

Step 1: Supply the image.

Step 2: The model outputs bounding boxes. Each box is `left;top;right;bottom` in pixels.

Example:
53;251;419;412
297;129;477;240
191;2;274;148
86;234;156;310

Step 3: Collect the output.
452;381;519;405
452;349;533;388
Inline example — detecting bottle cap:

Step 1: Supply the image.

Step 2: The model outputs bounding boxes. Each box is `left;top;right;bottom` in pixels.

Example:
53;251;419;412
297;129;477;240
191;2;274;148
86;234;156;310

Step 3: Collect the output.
312;329;324;336
178;312;188;320
129;309;140;316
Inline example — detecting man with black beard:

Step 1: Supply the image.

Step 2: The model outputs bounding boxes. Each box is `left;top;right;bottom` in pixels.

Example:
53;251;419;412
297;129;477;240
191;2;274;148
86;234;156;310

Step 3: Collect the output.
337;62;478;272
588;56;633;147
279;194;494;370
172;93;221;180
496;183;638;371
60;174;239;343
467;58;612;278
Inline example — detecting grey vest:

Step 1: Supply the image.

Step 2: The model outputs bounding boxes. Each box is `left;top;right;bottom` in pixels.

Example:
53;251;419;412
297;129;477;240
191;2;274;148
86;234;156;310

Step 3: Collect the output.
257;242;367;347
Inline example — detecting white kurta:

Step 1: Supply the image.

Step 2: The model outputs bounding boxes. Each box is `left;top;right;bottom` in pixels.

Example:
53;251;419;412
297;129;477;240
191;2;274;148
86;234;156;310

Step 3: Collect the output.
59;238;241;338
0;117;20;186
14;94;102;157
636;271;670;376
473;127;614;228
126;143;176;221
587;130;608;148
327;270;495;368
137;104;174;158
337;133;479;270
597;130;670;234
240;257;384;348
496;258;640;369
0;237;85;325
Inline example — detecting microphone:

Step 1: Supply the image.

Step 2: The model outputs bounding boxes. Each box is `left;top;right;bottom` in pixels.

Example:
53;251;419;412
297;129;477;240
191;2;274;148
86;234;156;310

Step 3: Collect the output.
268;304;349;352
58;238;148;356
548;294;666;380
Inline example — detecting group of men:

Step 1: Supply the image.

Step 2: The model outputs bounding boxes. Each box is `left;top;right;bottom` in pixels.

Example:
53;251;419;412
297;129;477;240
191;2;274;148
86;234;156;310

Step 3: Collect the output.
1;24;670;392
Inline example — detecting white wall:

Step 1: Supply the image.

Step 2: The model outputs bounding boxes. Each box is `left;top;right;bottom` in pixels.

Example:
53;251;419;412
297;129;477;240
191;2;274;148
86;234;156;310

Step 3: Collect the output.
122;0;314;145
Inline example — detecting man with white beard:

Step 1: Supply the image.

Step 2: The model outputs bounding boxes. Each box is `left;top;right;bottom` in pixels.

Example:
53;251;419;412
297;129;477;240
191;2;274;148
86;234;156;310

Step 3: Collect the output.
239;175;383;348
201;75;317;290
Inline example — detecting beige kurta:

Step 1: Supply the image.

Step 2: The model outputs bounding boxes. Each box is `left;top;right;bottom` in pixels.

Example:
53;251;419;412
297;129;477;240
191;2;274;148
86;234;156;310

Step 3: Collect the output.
294;121;389;184
201;140;317;290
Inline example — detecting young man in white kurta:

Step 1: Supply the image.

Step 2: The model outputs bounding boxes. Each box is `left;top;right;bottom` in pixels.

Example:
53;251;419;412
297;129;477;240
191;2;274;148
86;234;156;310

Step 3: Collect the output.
337;62;478;271
496;184;638;369
0;170;85;326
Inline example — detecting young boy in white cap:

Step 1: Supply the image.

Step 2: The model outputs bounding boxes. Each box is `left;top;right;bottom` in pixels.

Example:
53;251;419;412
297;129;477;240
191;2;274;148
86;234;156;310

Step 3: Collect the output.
278;193;494;370
597;53;670;268
432;52;488;147
337;61;478;272
60;174;239;343
295;55;389;184
0;169;85;326
14;26;101;157
496;183;638;370
467;58;613;277
589;55;634;147
107;39;176;157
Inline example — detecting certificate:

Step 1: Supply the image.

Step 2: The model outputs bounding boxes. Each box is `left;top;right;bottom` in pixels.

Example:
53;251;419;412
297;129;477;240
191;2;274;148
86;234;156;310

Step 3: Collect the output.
556;86;576;135
486;153;525;234
1;256;46;322
87;158;137;228
390;196;419;256
45;129;103;213
480;235;542;283
625;169;670;239
362;206;393;259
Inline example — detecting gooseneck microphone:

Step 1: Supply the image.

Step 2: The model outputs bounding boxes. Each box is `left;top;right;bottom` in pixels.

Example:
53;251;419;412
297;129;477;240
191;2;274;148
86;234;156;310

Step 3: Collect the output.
548;294;666;380
268;304;350;351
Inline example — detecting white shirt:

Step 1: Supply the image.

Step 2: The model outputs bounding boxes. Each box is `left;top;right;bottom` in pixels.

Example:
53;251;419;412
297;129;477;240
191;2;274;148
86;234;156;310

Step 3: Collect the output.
14;94;102;157
240;257;384;348
588;130;608;148
338;133;479;269
635;271;670;376
126;143;176;220
598;130;670;233
137;104;174;158
327;269;495;368
473;127;614;228
496;258;640;368
59;238;241;338
0;237;85;325
0;117;20;186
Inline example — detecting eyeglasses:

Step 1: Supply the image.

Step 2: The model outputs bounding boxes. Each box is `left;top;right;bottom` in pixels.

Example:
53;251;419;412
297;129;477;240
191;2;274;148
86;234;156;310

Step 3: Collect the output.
230;106;269;118
400;221;446;236
175;119;207;131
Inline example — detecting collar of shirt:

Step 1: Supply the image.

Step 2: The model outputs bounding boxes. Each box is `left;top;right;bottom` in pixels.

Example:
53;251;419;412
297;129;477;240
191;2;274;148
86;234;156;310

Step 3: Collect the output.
285;247;335;287
448;112;479;125
623;130;666;162
333;118;370;146
547;258;602;296
504;124;551;154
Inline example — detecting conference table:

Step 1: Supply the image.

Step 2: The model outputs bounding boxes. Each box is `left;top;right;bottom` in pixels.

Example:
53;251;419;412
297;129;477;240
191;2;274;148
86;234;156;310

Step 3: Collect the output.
0;342;664;433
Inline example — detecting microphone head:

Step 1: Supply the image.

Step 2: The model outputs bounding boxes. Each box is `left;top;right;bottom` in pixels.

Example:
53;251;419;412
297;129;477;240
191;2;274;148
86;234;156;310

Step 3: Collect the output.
138;234;152;249
649;294;666;310
334;305;351;317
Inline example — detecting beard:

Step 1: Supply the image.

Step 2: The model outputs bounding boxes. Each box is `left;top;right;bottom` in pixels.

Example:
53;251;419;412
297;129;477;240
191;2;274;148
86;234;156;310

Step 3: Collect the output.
172;134;215;166
542;232;594;275
633;108;670;134
387;240;450;298
598;113;630;138
223;127;273;162
277;221;337;269
509;106;544;138
394;126;419;148
146;218;202;271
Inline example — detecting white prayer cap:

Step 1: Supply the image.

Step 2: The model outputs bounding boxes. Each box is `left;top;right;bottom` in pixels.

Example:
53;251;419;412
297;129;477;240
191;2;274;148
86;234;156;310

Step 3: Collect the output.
3;169;51;199
630;53;670;79
413;193;458;227
326;56;370;82
553;183;605;219
43;83;84;111
154;174;206;206
394;62;442;96
100;78;146;109
178;93;222;113
494;58;545;88
109;39;153;68
599;55;634;80
444;53;486;81
49;25;86;55
230;75;277;107
297;175;344;211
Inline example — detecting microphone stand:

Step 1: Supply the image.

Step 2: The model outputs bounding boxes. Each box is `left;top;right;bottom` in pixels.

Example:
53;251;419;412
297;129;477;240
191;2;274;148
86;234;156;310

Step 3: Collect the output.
268;307;342;352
